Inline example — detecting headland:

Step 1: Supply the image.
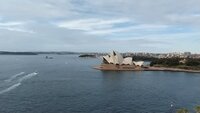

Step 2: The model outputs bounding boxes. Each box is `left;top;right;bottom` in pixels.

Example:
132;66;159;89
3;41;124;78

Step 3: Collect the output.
94;64;200;73
94;50;200;73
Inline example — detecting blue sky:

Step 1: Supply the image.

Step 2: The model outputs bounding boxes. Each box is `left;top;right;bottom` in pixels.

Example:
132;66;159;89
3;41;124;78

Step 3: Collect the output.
0;0;200;53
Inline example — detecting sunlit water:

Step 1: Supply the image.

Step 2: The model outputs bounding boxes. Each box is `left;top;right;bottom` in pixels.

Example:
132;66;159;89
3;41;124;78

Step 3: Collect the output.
0;55;200;113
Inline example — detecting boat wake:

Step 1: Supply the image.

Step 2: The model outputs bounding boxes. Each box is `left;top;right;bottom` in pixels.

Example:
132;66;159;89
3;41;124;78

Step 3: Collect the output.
4;72;25;82
0;72;38;95
0;83;21;95
18;72;38;82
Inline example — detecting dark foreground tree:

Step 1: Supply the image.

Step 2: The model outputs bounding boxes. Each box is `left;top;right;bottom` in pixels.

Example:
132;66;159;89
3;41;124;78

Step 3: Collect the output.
195;106;200;113
176;108;189;113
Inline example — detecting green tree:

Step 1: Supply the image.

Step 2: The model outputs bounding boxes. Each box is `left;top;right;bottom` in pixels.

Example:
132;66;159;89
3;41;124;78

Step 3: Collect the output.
195;106;200;113
176;108;189;113
186;59;200;66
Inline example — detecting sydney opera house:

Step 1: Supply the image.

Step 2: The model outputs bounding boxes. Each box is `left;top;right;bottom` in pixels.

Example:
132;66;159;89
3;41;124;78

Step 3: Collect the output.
94;51;144;71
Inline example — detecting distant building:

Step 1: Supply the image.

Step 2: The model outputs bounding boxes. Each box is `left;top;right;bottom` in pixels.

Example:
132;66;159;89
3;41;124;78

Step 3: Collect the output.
184;52;191;57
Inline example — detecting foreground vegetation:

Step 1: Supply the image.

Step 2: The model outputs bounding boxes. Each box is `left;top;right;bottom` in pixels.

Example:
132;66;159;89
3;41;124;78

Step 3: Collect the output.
176;106;200;113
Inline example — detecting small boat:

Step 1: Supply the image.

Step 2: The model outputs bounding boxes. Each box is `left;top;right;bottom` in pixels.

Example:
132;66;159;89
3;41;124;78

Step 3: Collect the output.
45;56;53;59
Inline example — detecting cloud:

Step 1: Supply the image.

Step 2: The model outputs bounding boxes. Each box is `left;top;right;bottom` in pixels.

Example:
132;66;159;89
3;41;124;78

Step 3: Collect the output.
166;14;200;26
0;0;73;20
0;21;34;33
70;0;200;25
55;18;130;34
55;18;171;35
87;24;169;35
0;0;200;52
0;22;24;26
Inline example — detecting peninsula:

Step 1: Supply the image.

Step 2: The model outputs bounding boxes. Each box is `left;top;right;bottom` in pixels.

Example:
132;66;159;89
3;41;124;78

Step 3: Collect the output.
0;51;38;55
94;51;200;73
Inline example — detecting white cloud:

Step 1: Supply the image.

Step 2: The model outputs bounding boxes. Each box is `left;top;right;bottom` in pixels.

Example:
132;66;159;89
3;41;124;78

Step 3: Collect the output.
55;18;170;35
0;0;200;52
55;18;132;35
0;21;34;33
56;18;130;30
0;21;24;26
0;0;73;20
0;27;34;33
166;14;200;26
87;27;131;35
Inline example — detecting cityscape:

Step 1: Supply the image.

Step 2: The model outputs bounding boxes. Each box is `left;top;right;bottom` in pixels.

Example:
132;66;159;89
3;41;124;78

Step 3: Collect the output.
123;52;200;59
1;51;200;59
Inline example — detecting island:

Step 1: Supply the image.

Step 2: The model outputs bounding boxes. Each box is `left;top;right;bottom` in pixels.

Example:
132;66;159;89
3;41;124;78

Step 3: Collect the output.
79;54;96;58
0;51;38;55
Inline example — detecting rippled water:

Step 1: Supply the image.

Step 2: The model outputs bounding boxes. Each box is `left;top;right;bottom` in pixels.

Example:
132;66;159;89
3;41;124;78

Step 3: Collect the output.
0;55;200;113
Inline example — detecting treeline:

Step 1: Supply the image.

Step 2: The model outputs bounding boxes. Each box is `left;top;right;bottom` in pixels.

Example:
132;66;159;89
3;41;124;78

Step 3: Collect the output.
0;51;38;55
124;55;157;61
186;58;200;66
150;57;200;67
150;57;180;66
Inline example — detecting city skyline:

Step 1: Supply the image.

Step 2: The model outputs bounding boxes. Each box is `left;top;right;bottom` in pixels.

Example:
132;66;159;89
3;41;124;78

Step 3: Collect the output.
0;0;200;53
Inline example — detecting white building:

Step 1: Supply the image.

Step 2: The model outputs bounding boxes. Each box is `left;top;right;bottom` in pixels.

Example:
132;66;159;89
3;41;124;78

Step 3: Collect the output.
102;51;144;67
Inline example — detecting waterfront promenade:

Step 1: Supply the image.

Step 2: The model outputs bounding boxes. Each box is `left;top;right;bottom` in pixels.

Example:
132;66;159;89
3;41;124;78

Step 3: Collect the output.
94;64;200;73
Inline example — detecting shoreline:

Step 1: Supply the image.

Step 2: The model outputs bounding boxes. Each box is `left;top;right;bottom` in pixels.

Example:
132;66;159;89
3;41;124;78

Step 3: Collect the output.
145;67;200;73
94;64;200;73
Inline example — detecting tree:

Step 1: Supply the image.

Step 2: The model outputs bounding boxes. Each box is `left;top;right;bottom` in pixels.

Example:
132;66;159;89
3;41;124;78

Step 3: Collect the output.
150;57;181;66
195;106;200;113
176;108;189;113
185;59;200;66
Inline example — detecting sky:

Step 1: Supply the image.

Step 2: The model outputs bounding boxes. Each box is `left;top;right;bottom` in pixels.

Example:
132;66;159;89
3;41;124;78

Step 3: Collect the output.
0;0;200;53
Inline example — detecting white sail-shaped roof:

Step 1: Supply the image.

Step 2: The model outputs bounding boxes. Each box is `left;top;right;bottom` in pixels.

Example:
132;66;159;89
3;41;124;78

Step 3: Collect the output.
109;52;115;64
102;55;110;64
104;51;123;65
122;57;133;65
114;51;123;65
133;61;144;66
102;51;144;67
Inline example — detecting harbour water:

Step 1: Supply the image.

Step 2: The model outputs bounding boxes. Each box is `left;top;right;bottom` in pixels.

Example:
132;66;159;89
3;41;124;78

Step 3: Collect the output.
0;55;200;113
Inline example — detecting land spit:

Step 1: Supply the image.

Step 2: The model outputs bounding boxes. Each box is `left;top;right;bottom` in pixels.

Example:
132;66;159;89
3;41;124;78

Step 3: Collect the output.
94;64;200;73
